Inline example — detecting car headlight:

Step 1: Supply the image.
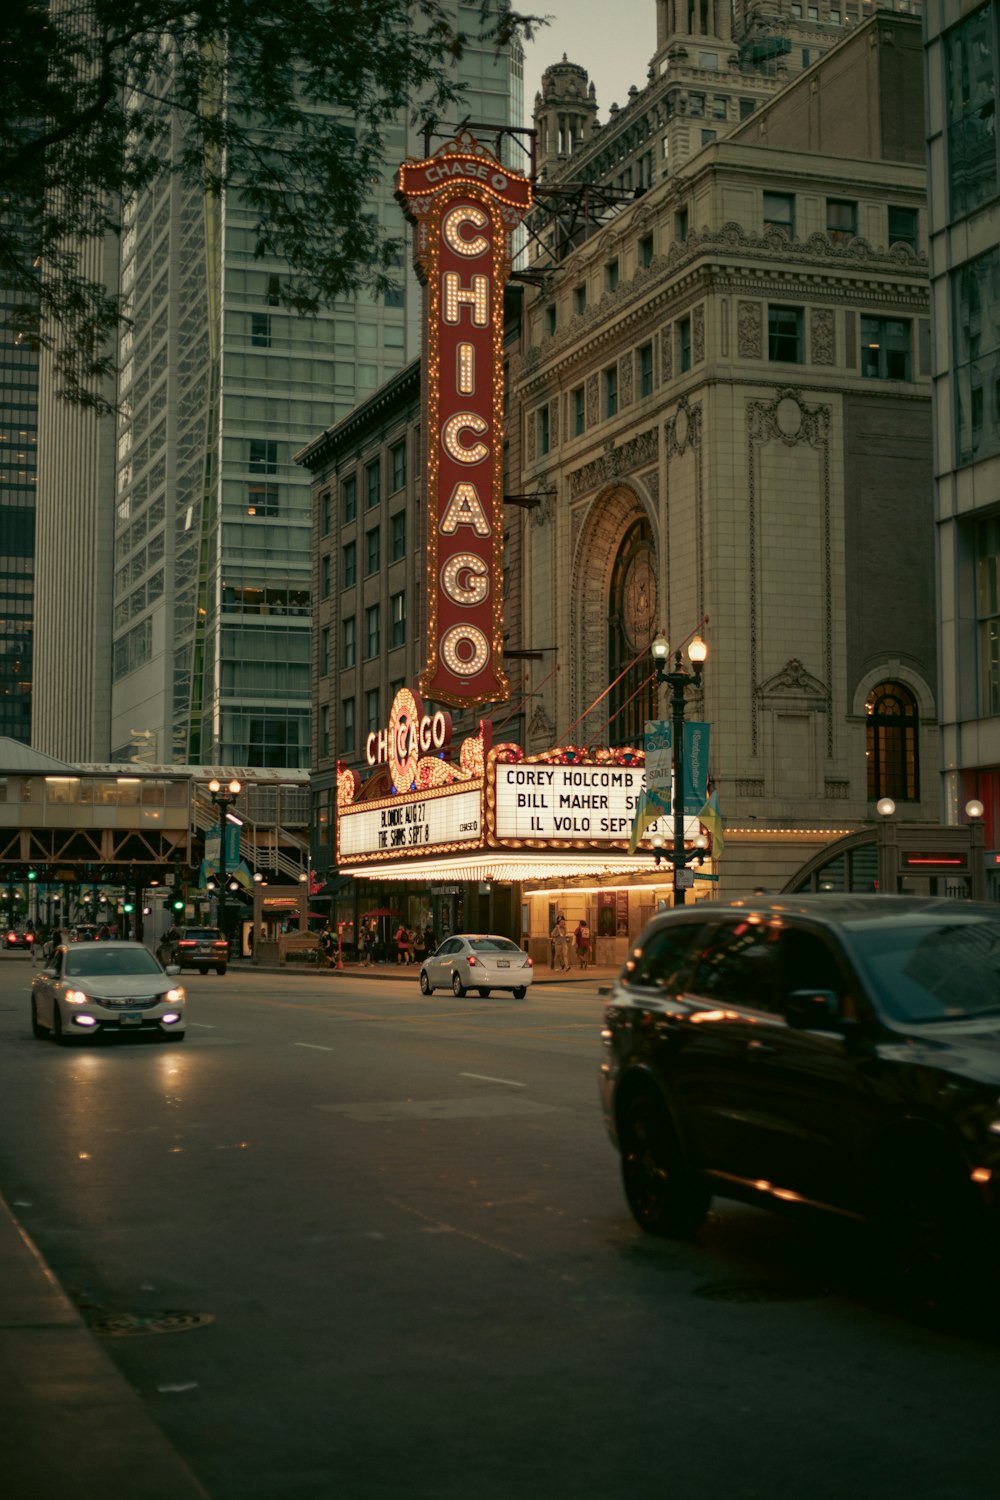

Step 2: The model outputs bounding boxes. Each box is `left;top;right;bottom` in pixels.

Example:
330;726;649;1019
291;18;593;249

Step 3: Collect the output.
165;988;185;1004
64;989;88;1005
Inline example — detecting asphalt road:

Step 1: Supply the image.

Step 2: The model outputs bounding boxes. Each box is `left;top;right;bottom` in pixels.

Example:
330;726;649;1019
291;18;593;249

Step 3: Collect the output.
1;952;998;1500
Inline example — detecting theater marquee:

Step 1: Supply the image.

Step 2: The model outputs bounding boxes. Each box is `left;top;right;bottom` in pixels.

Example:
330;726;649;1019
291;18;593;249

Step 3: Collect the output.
396;133;532;709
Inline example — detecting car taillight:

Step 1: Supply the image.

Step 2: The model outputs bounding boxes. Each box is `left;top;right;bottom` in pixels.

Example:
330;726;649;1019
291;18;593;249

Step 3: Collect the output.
6;932;13;941
25;932;33;942
526;957;533;967
467;954;477;966
213;940;227;948
178;940;196;948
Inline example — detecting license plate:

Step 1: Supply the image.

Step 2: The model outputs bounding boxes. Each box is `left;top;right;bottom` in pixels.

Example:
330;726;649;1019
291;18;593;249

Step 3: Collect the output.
496;959;510;968
120;1013;142;1026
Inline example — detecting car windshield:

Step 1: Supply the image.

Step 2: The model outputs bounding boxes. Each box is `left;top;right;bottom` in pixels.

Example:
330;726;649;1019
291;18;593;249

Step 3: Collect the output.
182;931;221;941
468;938;522;953
847;914;1000;1023
64;948;163;977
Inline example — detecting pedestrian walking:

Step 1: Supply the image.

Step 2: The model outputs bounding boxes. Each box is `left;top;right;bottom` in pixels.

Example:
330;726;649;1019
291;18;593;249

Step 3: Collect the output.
574;918;592;970
395;922;411;965
551;914;570;971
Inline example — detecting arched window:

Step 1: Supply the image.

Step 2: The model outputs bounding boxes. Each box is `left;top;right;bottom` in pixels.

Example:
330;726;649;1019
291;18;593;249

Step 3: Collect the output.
607;519;657;748
866;681;919;801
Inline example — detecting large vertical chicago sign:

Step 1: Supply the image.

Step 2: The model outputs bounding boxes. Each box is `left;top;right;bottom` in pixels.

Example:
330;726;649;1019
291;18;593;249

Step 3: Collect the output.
396;133;532;709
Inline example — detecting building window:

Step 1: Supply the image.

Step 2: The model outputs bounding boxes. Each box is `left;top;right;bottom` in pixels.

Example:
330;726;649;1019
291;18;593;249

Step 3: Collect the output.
977;517;1000;714
366;527;380;575
391;510;406;561
739;98;755;119
608;518;657;747
865;682;919;802
573;385;585;436
545;304;557;336
700;128;717;145
675;207;688;242
390;592;406;648
763;191;795;239
953;247;1000;467
321;554;331;599
539;404;550;455
768;305;804;363
888;205;919;252
342;541;356;589
605;259;619;292
365;604;380;658
697;52;718;69
384;285;404;308
321;627;330;678
712;96;728;119
343;615;356;668
249;439;277;472
946;5;997;219
861;317;912;381
250;313;271;347
678;316;692;373
341;698;355;756
688;93;705;116
322;491;331;535
247;483;278;517
365;460;380;509
366;688;380;736
826;198;857;246
390;441;406;492
342;474;356;524
638;342;654;398
267;275;281;306
604;365;618;419
573;284;586;316
639;232;654;268
320;705;329;759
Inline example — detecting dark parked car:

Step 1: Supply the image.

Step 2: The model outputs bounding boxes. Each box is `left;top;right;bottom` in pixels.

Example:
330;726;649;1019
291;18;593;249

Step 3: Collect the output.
6;927;34;950
600;896;1000;1285
173;927;229;975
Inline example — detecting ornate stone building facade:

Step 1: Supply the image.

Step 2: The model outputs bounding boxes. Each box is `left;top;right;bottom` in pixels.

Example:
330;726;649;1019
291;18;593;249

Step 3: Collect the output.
512;14;939;893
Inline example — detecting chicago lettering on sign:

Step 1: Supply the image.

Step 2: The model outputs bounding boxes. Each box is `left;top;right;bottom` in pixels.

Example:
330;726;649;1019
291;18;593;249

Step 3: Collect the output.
396;133;532;708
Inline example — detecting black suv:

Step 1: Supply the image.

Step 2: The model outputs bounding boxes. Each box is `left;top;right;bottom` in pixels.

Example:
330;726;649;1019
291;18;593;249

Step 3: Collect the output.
601;896;1000;1277
173;927;229;975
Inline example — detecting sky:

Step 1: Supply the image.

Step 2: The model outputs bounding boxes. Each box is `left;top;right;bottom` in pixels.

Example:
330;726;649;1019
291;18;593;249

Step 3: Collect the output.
522;1;656;120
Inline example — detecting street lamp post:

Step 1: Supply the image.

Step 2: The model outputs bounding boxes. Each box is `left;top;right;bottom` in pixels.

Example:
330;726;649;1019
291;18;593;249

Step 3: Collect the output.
651;631;708;907
208;778;241;941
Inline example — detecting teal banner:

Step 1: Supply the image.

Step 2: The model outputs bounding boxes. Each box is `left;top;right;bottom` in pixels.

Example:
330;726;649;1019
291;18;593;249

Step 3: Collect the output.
683;722;710;814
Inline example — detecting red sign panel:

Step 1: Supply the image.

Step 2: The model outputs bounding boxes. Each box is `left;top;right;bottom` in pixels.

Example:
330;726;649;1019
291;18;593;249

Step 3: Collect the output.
396;133;532;709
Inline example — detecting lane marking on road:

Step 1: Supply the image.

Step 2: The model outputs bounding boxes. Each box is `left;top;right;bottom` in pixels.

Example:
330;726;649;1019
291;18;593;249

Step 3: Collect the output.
294;1042;334;1052
318;1095;562;1122
460;1072;526;1088
191;1022;215;1029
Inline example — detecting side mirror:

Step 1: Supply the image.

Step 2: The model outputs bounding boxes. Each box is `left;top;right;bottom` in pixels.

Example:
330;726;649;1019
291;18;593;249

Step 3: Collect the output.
786;988;839;1031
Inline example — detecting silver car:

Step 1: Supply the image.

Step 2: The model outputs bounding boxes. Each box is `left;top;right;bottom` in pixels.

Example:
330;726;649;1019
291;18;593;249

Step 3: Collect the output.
31;941;186;1044
419;935;534;998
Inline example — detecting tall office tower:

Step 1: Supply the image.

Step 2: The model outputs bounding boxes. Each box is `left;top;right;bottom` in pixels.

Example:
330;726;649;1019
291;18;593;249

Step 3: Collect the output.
926;1;1000;850
33;4;522;769
0;221;38;744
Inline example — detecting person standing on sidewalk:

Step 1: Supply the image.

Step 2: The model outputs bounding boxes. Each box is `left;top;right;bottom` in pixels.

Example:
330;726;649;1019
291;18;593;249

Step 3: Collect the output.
551;914;570;971
574;918;591;970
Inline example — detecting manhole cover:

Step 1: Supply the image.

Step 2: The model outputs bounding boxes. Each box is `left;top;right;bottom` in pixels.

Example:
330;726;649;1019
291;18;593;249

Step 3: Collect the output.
84;1310;215;1337
694;1278;824;1304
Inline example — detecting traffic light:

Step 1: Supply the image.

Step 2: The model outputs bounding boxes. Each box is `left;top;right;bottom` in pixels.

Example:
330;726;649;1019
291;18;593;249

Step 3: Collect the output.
172;897;184;913
123;900;134;914
27;869;37;882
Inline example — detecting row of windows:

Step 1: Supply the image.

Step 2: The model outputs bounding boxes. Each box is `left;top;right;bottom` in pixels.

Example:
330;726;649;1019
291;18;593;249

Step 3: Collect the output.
322;514;406;595
319;442;408;536
320;594;407;679
536;307;914;451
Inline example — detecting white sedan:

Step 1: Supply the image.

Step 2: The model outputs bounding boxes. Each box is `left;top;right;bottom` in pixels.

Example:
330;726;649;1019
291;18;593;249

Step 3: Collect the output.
31;941;186;1044
420;935;534;998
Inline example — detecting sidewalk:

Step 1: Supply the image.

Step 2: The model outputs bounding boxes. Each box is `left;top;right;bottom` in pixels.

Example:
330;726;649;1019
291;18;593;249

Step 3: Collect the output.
0;1191;210;1499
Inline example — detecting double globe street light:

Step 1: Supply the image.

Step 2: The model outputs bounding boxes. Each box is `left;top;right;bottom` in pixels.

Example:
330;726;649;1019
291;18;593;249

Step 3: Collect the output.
208;778;241;939
650;630;708;907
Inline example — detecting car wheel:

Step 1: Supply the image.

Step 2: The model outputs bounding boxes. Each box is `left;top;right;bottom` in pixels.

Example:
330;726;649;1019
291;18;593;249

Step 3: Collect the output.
619;1092;709;1237
512;986;527;999
419;971;432;995
477;987;491;998
51;1005;69;1047
198;966;208;975
215;966;226;975
30;998;47;1039
452;972;466;998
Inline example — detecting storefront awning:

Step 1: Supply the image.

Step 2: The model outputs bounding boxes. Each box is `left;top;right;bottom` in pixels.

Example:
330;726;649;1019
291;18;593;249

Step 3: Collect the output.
340;852;664;883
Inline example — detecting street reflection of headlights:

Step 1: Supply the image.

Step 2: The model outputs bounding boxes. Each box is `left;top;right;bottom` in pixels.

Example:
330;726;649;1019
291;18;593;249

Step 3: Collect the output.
65;989;88;1005
165;988;184;1003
